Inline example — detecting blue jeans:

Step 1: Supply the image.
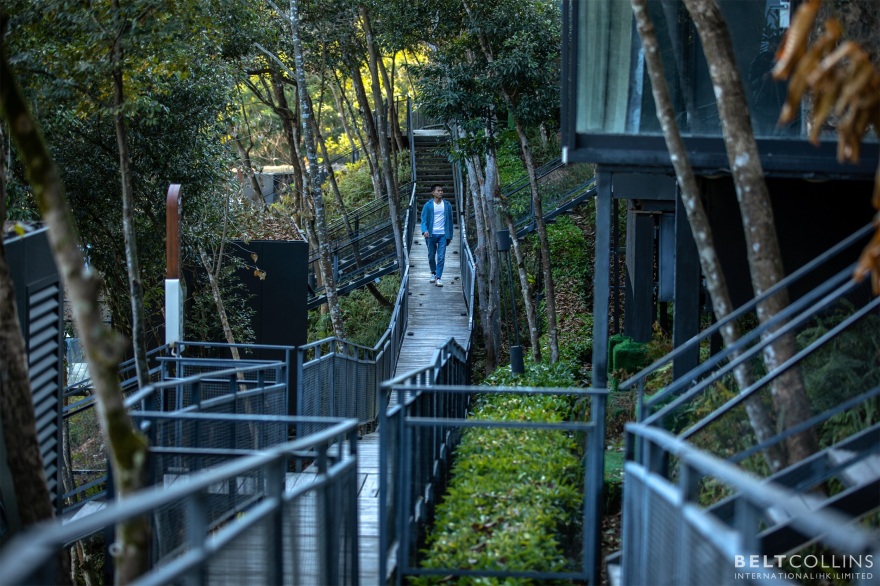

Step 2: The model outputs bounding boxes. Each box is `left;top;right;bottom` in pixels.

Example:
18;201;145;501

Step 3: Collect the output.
426;235;447;279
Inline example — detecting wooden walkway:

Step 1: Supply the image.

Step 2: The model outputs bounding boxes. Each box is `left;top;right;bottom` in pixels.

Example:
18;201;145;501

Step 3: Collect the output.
395;230;471;375
239;214;471;585
351;227;470;584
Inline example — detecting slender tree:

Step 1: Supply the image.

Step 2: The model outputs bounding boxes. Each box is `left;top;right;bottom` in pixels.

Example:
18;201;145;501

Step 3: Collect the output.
682;0;817;464
629;0;785;470
0;31;150;582
289;0;346;339
361;5;406;270
461;0;562;361
110;0;151;390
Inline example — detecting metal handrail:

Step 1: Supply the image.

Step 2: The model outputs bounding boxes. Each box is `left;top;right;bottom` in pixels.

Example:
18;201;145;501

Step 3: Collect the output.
299;185;417;424
621;222;874;401
623;423;879;586
1;417;359;586
380;345;608;584
641;265;864;423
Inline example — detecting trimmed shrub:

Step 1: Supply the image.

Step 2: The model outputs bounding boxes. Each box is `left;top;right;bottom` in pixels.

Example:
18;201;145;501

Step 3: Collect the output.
414;362;585;583
612;339;649;375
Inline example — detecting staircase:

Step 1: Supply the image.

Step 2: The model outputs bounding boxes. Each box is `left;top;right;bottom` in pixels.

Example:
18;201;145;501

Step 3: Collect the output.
613;221;880;583
305;132;457;309
413;131;457;223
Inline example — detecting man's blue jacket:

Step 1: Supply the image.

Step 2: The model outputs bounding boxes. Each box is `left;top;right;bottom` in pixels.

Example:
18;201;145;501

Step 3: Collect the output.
420;199;454;240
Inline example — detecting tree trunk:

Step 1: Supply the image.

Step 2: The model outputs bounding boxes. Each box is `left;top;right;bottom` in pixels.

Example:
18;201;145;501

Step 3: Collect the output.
377;54;406;155
111;5;150;392
631;0;786;470
361;6;405;270
309;94;392;309
684;0;816;465
198;247;243;361
461;0;560;362
329;80;359;159
350;66;386;203
513;116;559;362
267;68;306;218
482;148;502;360
232;133;264;206
290;0;346;340
1;38;150;584
503;209;541;362
466;154;497;372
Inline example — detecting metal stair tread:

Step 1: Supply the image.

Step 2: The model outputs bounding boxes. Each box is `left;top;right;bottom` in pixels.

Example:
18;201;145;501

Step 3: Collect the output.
827;448;880;488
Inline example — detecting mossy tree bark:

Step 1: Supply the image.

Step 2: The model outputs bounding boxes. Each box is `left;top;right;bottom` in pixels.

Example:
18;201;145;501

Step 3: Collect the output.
361;5;406;271
111;0;150;393
683;0;817;465
462;0;560;362
630;0;785;471
290;0;346;340
0;29;150;583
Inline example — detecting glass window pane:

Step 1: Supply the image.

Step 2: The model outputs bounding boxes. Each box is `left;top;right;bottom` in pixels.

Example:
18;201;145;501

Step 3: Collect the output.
575;0;806;139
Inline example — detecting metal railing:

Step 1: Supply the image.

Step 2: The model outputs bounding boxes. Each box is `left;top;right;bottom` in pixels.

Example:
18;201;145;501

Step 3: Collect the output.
299;181;419;430
612;223;880;584
622;424;879;586
62;344;169;511
307;183;417;309
379;358;608;584
1;416;360;586
452;149;476;330
624;223;880;474
63;344;296;514
621;222;875;423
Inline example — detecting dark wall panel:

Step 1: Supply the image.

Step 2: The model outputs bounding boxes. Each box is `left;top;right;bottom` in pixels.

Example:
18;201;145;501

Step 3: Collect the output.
231;240;308;361
704;177;875;310
1;229;64;543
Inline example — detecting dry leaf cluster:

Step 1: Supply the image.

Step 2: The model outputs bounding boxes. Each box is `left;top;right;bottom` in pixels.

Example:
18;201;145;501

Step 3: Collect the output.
772;0;880;293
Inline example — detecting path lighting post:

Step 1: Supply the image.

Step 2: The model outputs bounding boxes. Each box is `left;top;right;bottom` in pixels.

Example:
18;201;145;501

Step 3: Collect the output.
496;229;524;374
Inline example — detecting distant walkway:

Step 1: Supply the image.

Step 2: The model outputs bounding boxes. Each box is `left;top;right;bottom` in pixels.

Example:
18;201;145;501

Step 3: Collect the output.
395;232;471;375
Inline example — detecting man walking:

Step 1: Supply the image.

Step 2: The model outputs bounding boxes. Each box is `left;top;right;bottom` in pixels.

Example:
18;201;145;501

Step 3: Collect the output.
420;184;453;287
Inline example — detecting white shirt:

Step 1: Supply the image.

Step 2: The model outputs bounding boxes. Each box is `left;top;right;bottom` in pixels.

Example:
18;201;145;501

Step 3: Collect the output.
432;201;445;235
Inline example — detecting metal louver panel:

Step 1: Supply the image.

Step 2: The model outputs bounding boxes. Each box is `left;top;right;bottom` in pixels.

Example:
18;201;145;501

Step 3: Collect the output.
27;280;63;515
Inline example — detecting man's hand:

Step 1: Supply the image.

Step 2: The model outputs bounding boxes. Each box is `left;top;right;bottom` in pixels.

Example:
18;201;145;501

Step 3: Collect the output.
423;232;429;238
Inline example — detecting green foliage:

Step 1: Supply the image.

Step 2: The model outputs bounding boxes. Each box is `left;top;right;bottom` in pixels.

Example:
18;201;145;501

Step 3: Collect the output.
558;309;593;367
328;158;377;211
307;274;399;346
5;0;240;343
482;358;577;388
324;151;412;220
612;340;649;376
184;251;256;348
415;389;583;583
496;130;527;187
796;306;880;448
546;216;589;283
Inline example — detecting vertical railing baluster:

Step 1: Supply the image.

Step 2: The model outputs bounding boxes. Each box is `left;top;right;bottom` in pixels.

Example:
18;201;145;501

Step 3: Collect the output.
184;491;208;586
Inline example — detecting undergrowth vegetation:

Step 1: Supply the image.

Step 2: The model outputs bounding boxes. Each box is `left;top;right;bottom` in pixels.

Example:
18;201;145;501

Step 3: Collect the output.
307;274;399;346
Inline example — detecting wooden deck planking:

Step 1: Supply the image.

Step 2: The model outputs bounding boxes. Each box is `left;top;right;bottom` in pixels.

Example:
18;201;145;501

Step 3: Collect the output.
271;192;471;583
395;232;471;378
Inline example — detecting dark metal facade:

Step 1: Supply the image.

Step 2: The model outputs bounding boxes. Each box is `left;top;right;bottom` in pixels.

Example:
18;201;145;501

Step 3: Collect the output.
1;228;64;538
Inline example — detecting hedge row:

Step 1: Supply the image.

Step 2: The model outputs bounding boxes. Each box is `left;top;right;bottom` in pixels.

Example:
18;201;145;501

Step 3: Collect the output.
414;364;584;583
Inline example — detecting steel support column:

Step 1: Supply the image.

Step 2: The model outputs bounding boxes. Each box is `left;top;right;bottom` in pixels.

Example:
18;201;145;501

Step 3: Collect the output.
592;168;612;389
